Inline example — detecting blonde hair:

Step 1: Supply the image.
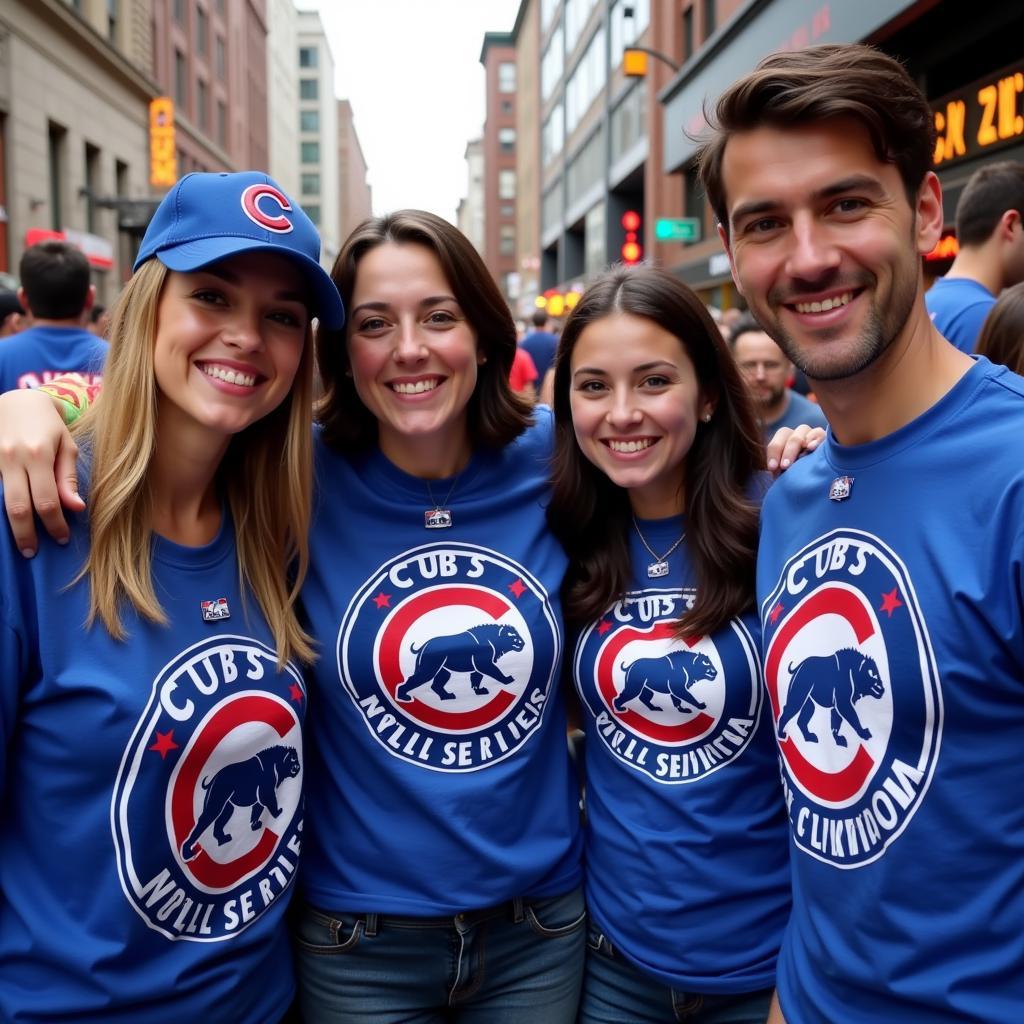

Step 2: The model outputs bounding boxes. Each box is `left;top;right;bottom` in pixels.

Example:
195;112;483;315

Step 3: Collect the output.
73;259;315;666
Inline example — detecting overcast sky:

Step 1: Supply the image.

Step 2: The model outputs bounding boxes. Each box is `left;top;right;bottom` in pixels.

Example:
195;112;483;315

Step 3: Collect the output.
296;0;522;224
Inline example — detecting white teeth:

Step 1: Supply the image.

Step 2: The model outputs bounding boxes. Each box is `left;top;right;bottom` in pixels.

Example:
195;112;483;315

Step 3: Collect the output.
795;292;853;314
608;439;654;453
392;379;439;394
201;364;256;387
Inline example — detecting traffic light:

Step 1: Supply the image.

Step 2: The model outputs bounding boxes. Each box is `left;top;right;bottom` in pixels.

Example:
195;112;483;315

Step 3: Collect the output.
621;209;642;265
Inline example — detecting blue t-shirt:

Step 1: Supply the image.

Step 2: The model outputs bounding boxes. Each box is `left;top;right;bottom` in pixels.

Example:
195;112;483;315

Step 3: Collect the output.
299;411;582;915
764;391;829;440
758;357;1024;1023
521;329;558;379
0;509;305;1023
573;514;790;992
925;276;995;354
0;324;107;391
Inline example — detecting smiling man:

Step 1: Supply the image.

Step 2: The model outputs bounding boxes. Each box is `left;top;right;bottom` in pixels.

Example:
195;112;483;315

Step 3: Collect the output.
699;44;1024;1024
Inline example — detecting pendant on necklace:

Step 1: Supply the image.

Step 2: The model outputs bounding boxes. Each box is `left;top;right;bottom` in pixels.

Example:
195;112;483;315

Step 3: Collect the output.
828;475;854;502
424;507;453;529
647;560;670;579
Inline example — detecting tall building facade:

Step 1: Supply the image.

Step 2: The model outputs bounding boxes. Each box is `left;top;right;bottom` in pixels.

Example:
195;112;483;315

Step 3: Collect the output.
479;32;519;303
296;9;339;266
337;98;371;241
457;137;485;255
1;0;155;293
266;0;299;196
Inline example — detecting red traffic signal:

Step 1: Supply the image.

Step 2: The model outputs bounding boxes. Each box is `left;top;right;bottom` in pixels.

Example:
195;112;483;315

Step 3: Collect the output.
620;209;642;265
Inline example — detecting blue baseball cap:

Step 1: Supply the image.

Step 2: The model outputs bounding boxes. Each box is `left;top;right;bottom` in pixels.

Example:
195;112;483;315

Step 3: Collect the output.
135;171;345;328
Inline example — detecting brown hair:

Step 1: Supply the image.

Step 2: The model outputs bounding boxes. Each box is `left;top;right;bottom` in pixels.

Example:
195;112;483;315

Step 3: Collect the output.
976;282;1024;374
315;210;532;452
954;162;1024;247
547;265;765;638
698;43;936;239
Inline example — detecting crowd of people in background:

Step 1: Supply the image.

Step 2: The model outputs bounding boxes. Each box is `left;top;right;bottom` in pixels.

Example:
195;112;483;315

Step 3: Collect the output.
0;40;1022;1024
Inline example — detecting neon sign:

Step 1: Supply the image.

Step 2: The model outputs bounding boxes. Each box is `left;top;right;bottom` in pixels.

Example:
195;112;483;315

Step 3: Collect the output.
933;62;1024;168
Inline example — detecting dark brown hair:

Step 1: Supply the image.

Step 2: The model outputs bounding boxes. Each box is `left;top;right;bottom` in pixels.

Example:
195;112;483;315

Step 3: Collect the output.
19;240;91;319
547;265;765;638
954;162;1024;247
698;44;936;239
976;282;1024;374
315;210;533;452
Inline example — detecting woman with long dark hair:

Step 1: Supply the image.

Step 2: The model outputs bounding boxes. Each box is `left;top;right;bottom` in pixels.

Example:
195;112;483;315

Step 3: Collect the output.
548;265;790;1024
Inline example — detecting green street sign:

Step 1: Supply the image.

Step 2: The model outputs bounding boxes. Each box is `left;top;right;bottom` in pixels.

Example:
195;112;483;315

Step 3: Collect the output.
655;217;701;242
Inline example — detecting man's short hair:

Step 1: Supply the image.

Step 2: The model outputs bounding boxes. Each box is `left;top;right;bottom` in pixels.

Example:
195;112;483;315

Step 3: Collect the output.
728;315;770;349
698;44;935;238
954;162;1024;248
18;241;91;319
531;309;549;328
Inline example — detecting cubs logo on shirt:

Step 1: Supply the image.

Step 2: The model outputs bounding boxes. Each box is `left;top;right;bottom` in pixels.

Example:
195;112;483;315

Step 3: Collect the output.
575;587;762;784
112;636;305;941
762;529;943;868
337;542;560;772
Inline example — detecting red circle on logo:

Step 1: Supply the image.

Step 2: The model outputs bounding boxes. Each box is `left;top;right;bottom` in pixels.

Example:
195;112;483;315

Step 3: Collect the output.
765;586;877;802
378;586;519;728
596;622;716;741
171;694;296;888
240;184;293;233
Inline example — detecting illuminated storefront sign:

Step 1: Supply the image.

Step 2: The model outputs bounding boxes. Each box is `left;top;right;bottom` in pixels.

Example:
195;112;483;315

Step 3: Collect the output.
933;62;1024;168
149;97;177;188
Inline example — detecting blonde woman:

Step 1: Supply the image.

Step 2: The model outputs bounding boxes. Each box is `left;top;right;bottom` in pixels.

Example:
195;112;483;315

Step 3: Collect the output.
0;171;344;1023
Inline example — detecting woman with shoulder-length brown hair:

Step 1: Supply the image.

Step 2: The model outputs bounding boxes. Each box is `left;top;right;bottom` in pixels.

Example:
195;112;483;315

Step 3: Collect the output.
547;264;792;1024
292;209;587;1023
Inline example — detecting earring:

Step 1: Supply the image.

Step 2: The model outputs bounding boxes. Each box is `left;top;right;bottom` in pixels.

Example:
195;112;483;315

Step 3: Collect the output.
702;412;712;423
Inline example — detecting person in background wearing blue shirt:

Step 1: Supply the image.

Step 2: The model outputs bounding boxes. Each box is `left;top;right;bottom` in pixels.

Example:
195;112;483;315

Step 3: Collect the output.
0;170;345;1023
521;308;559;380
1;241;108;391
730;315;828;440
925;160;1024;352
701;42;1024;1024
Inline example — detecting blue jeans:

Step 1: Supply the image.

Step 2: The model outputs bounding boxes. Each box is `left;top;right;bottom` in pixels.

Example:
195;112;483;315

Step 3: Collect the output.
580;925;774;1024
294;888;585;1023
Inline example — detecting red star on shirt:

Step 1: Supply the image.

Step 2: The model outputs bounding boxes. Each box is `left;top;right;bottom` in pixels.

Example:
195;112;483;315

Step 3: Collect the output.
769;602;785;625
596;619;612;635
508;579;527;599
149;729;179;760
289;683;304;704
373;591;391;609
879;588;904;617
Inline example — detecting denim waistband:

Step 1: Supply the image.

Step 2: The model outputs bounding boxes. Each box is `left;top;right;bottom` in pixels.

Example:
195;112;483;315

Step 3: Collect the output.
307;896;529;937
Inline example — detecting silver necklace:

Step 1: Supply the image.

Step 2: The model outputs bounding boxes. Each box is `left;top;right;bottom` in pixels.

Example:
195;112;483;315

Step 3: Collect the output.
632;516;685;578
424;475;459;529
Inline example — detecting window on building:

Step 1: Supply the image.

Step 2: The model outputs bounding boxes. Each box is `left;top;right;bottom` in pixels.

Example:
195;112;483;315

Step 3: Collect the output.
501;203;515;218
542;102;564;165
215;35;226;79
500;225;516;257
541;22;563;100
84;142;100;233
498;62;516;93
299;46;318;68
682;6;694;61
107;0;118;42
48;122;66;231
684;161;703;221
197;78;208;133
301;141;320;163
173;0;185;24
501;99;513;115
215;0;224;14
300;109;320;132
300;78;318;100
302;172;320;195
175;49;188;108
304;204;321;225
702;0;716;39
498;169;516;199
566;27;605;133
499;128;516;153
216;100;227;147
196;4;207;56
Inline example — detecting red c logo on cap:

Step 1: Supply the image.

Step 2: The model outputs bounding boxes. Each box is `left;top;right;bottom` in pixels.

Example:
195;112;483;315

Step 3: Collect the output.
240;184;294;234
